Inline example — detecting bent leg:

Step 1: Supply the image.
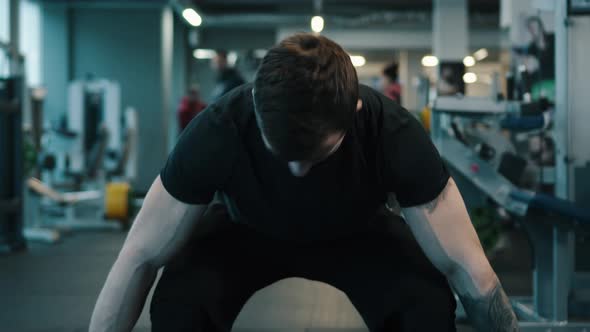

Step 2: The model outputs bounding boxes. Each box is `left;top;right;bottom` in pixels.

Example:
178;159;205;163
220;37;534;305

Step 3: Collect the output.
299;212;456;332
150;204;288;331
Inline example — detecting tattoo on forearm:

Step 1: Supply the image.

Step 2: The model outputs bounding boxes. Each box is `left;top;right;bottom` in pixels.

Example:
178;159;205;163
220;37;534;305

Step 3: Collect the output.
419;180;452;213
460;282;519;332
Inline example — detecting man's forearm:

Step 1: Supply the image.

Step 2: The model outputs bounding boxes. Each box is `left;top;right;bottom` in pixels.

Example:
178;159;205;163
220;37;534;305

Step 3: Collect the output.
402;178;519;332
89;177;206;331
459;280;519;332
89;254;158;332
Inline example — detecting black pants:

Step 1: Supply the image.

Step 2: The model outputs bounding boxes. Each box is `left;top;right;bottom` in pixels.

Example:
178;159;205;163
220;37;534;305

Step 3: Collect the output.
150;204;456;332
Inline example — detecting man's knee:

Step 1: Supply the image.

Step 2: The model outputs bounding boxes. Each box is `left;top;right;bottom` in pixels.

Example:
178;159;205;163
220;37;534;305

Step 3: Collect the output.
354;276;456;331
150;268;244;332
394;278;456;331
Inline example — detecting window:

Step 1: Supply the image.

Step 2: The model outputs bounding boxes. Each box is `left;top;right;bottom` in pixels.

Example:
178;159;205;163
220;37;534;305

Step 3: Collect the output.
0;0;9;77
0;0;8;43
19;0;42;86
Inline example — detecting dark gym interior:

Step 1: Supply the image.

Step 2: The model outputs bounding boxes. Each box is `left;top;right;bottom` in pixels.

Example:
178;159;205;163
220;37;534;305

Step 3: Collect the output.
1;0;589;331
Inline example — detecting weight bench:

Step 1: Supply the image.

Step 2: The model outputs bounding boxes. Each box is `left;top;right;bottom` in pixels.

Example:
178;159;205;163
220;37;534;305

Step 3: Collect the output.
24;178;121;243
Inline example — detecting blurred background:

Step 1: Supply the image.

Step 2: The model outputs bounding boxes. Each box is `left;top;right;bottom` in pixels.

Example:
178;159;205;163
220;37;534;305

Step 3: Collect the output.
1;0;590;331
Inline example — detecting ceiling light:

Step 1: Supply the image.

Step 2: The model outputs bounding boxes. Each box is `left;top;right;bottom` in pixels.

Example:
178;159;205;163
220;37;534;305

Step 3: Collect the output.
463;72;477;84
463;56;476;67
193;49;216;59
473;48;488;61
182;8;202;27
421;55;439;67
350;55;366;67
311;15;324;33
254;49;267;58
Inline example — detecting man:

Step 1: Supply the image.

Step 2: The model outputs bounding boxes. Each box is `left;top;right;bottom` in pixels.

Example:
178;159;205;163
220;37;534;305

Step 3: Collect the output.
381;62;402;105
210;50;245;101
177;84;207;132
90;34;518;332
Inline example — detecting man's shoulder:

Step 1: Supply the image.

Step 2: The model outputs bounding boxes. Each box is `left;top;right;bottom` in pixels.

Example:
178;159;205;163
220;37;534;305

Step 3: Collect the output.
357;84;410;135
207;83;255;129
174;86;253;161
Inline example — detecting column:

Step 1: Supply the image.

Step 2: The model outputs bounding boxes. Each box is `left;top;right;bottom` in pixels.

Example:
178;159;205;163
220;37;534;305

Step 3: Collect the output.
432;0;468;62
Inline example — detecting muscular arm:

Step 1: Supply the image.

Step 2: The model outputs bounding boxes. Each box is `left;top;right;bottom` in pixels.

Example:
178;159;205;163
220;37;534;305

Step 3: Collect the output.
402;178;518;332
89;176;208;332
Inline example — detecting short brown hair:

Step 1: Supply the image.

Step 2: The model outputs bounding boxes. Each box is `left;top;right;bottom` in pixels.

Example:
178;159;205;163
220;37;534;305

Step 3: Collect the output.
253;33;358;161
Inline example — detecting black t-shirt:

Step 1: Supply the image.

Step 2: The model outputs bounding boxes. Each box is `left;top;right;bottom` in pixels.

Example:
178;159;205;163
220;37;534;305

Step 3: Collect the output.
161;83;449;241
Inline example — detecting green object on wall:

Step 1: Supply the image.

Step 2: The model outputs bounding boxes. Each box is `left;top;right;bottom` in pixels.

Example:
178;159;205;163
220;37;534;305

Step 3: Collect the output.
531;79;555;101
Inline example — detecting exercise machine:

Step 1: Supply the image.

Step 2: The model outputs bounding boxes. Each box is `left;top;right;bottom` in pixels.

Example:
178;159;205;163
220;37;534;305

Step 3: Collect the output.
24;106;141;241
0;42;26;253
67;77;122;180
22;77;140;242
432;97;590;331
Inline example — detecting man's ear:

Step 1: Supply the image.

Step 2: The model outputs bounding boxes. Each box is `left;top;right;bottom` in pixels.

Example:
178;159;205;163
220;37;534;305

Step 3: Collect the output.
356;99;363;112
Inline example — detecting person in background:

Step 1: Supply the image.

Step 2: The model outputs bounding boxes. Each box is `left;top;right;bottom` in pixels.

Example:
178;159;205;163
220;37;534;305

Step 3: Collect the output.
178;85;207;132
513;16;555;101
524;16;555;83
211;50;245;101
381;62;402;105
437;65;462;96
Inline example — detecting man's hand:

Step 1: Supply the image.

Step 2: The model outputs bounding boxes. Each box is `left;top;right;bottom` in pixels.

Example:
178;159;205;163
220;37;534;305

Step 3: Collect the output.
402;178;519;331
461;282;519;332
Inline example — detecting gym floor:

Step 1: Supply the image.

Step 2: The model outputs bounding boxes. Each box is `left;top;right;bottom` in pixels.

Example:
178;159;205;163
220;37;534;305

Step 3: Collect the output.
0;224;540;332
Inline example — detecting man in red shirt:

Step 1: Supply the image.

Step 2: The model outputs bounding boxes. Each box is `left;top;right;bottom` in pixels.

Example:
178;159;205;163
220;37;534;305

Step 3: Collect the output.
381;62;402;105
177;85;207;131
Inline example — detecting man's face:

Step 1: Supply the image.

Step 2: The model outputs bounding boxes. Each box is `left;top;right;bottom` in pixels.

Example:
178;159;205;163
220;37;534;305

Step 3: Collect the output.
380;75;393;92
188;89;199;101
261;130;346;177
212;54;227;71
257;99;362;177
252;87;362;177
528;21;540;39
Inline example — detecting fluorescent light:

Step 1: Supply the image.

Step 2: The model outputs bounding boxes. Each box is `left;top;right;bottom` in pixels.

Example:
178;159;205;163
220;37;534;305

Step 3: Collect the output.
254;49;267;58
350;55;366;67
193;49;216;59
463;56;476;67
473;48;488;61
311;15;324;33
421;55;439;67
227;51;238;66
182;8;202;27
463;72;477;84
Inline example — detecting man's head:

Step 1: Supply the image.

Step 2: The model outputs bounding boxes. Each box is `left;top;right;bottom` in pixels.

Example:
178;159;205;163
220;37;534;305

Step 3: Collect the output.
212;50;228;71
187;84;200;101
380;62;399;92
382;62;399;84
526;16;545;40
253;33;359;176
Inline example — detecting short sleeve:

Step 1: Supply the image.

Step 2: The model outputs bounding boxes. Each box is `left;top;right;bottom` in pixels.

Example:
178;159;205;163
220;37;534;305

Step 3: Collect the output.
383;111;449;208
160;107;238;204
